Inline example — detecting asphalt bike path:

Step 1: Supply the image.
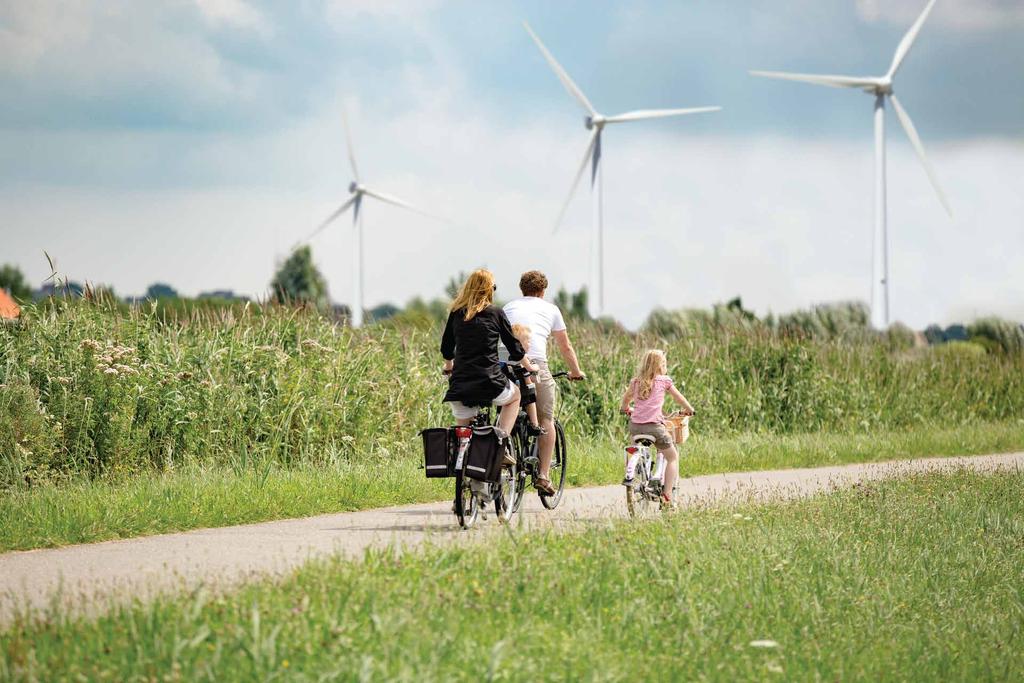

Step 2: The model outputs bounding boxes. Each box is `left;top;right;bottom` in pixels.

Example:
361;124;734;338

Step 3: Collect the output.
2;452;1021;625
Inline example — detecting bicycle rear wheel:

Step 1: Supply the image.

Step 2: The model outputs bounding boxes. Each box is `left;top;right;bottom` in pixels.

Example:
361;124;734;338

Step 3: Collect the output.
540;419;567;510
626;453;653;518
454;471;479;529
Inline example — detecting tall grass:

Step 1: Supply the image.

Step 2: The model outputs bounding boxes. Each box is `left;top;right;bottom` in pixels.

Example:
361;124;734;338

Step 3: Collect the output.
2;299;1023;487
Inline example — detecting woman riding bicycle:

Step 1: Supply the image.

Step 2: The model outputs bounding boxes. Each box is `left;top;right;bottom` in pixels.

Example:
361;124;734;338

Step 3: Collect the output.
441;269;525;450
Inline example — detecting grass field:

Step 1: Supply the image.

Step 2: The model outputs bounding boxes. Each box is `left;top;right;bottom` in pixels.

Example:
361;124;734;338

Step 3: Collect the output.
3;469;1021;681
2;420;1022;552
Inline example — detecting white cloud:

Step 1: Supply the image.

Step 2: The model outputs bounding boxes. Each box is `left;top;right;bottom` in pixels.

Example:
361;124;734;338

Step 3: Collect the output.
194;0;270;35
856;0;1024;30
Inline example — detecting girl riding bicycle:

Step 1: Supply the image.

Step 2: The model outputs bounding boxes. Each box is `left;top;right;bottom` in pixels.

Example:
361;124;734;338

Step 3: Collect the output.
619;349;694;509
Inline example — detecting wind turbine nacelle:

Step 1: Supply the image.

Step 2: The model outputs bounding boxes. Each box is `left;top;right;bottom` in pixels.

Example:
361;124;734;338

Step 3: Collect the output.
349;181;360;194
585;115;605;130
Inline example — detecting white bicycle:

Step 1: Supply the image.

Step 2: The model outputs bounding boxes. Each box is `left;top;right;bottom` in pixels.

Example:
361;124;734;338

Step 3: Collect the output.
622;412;691;517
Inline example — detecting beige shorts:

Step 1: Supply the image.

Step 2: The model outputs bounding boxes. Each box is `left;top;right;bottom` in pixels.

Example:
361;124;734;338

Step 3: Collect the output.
533;360;557;420
628;421;673;451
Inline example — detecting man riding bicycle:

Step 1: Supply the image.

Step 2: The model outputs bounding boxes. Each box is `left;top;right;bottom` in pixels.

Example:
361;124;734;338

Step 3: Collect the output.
503;270;586;495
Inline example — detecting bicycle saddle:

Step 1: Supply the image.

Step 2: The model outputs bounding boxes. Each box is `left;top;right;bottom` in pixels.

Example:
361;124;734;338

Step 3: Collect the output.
632;434;657;446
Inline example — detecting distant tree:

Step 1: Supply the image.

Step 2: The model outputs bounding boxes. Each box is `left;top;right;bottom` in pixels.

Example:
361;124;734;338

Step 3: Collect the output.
725;296;757;322
145;282;179;299
569;287;589;319
944;324;968;342
445;271;468;300
368;303;401;322
0;264;32;302
270;246;329;310
198;289;248;301
923;324;946;345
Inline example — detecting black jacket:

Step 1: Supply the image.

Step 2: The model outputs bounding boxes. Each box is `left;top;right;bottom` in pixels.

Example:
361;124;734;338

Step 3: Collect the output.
441;305;525;406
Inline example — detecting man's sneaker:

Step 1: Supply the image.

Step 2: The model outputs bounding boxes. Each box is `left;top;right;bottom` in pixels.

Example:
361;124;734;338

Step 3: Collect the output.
526;423;547;437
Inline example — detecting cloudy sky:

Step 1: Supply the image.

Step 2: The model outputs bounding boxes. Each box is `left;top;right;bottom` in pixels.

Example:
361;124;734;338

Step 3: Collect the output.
2;0;1022;329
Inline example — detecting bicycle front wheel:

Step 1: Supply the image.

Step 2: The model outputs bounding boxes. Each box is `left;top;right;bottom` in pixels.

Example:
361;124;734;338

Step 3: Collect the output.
540;419;568;510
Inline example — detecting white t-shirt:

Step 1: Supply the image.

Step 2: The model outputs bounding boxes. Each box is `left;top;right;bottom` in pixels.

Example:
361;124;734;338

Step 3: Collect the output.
503;296;566;363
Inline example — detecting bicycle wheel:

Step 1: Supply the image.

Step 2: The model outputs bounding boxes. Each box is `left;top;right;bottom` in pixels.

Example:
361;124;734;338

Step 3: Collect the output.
626;453;653;518
499;429;529;520
454;471;479;529
540;419;568;510
495;458;519;523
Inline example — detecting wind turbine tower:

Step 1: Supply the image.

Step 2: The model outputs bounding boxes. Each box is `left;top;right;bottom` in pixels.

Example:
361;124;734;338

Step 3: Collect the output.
525;22;721;319
751;0;951;327
304;113;442;328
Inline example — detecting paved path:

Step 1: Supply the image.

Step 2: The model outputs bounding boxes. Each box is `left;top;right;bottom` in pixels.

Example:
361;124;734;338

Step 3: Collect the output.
2;452;1021;625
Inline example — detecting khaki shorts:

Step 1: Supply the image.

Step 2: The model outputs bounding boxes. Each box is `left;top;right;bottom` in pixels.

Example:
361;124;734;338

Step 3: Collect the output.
628;421;673;451
533;360;557;420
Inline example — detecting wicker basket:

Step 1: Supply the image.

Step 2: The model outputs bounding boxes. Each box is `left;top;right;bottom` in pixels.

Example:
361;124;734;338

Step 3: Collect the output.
663;413;690;444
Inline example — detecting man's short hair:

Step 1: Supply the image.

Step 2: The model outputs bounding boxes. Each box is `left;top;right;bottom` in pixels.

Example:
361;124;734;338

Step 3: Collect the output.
519;270;548;297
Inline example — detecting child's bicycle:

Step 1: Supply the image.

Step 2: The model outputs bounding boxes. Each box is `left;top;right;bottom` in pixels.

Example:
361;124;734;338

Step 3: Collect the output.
622;411;691;517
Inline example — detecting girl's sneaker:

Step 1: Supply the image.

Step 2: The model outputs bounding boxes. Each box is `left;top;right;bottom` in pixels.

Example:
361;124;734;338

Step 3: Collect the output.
659;494;676;513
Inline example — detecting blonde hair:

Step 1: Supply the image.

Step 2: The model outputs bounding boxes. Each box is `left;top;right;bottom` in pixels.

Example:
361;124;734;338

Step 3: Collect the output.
511;323;531;350
633;349;667;400
450;268;495;321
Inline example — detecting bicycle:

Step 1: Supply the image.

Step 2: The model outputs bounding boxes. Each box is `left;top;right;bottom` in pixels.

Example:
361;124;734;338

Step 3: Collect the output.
622;411;692;517
451;370;575;528
498;370;573;523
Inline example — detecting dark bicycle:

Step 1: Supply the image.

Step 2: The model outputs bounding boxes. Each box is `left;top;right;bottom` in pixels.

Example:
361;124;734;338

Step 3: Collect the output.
496;370;572;524
450;371;573;527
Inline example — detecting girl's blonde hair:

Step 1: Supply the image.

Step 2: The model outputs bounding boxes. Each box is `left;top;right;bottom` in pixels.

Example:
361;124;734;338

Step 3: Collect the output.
450;268;495;321
511;323;531;348
633;349;667;400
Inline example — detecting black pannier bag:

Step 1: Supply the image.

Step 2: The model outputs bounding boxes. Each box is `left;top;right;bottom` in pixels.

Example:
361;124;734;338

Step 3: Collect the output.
420;428;452;478
464;426;504;483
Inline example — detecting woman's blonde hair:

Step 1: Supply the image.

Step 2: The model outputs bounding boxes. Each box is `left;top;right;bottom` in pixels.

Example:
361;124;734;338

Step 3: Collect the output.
511;323;531;348
450;268;495;321
633;349;667;400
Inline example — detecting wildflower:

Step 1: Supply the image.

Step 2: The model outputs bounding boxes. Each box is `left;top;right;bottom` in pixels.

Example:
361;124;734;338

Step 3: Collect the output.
103;367;119;376
79;339;102;352
750;640;779;649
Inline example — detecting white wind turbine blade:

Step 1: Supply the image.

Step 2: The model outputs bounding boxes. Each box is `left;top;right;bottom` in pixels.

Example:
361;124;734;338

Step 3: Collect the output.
304;195;358;243
887;0;938;78
604;106;722;124
889;94;952;216
361;187;446;222
523;22;596;114
342;110;360;182
553;128;600;234
750;70;881;89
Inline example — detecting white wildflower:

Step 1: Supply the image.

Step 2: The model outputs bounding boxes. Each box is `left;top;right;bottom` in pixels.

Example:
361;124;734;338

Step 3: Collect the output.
750;640;779;649
103;367;119;376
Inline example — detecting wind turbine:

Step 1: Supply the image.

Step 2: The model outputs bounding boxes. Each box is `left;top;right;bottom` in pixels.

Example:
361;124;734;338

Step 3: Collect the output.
303;113;441;328
524;22;720;319
751;0;951;328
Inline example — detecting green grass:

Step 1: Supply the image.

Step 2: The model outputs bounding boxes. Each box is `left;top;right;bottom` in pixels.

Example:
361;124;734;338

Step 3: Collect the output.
4;469;1022;681
2;420;1022;552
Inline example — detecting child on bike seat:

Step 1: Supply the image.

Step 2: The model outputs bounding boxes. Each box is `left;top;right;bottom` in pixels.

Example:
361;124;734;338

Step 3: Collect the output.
619;349;694;509
510;323;545;436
